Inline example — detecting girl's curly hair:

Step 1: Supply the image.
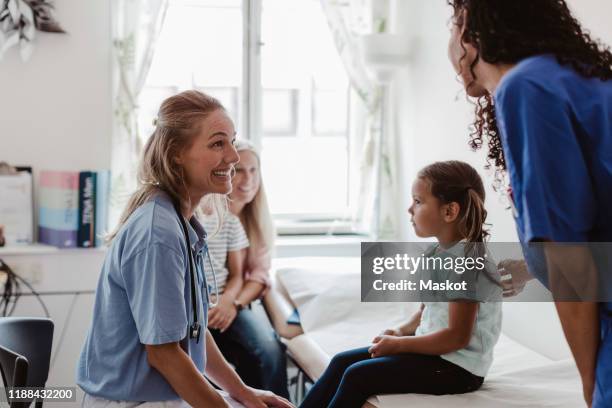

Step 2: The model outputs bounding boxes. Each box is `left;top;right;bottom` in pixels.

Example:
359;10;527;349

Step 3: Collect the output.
448;0;612;180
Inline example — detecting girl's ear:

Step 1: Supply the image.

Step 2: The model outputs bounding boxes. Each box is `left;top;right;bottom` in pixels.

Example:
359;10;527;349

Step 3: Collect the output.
442;202;460;223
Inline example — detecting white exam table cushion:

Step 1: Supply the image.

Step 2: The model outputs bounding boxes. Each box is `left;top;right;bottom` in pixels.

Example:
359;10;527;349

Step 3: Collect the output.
275;257;583;408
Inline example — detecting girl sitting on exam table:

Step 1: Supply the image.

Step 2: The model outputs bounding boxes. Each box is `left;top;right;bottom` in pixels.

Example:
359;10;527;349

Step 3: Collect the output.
300;161;502;408
200;140;289;399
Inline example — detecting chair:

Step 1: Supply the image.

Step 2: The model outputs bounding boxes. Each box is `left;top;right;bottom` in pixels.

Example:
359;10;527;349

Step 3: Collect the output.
0;344;29;408
0;318;54;408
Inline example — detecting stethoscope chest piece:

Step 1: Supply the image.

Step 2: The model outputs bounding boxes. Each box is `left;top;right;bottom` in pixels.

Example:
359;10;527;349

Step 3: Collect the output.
190;322;201;343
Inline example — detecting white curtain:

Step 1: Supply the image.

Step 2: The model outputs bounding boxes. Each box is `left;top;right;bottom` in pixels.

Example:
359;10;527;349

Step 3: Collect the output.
320;0;401;239
109;0;168;227
376;85;402;239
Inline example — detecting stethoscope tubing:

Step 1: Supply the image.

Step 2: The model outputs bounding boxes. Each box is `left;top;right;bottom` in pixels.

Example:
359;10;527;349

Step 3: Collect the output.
205;247;219;308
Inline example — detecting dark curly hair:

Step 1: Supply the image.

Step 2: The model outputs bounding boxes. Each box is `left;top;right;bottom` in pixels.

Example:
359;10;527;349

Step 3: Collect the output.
448;0;612;180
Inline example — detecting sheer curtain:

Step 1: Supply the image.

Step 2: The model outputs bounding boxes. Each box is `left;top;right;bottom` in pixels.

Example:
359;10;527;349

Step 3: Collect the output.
320;0;401;239
109;0;168;226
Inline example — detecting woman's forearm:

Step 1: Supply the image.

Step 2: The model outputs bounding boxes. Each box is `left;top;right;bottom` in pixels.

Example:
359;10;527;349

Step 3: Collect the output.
222;274;243;301
555;302;599;389
222;250;245;300
145;343;227;408
204;330;249;399
236;281;265;305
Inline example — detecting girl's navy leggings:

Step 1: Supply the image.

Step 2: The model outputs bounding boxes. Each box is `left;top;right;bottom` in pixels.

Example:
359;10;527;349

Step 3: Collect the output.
299;346;484;408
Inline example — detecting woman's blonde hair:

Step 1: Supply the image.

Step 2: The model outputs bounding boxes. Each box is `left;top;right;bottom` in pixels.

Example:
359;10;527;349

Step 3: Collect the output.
107;90;228;241
233;140;275;252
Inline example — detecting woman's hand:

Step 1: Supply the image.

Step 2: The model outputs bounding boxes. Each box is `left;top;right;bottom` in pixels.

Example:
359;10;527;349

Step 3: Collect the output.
498;259;532;297
208;297;238;332
368;335;402;358
233;385;294;408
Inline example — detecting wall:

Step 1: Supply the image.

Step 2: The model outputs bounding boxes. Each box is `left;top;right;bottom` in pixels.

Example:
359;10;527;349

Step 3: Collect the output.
0;0;111;402
0;0;112;174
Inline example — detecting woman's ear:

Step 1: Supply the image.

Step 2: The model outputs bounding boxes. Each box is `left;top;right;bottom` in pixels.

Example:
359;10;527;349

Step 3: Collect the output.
442;202;461;223
456;9;468;36
174;151;184;165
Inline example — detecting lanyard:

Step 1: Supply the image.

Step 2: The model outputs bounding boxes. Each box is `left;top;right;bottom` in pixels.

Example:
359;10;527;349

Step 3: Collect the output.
173;202;202;342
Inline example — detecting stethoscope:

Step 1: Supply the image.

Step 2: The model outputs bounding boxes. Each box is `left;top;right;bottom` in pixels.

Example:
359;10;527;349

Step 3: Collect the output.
173;202;219;343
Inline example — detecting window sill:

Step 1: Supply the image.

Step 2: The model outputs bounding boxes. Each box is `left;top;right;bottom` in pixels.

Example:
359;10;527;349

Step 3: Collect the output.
276;234;368;246
274;219;358;236
274;234;368;258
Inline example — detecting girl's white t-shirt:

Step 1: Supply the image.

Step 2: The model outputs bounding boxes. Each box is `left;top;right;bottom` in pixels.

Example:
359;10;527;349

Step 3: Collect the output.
415;243;502;377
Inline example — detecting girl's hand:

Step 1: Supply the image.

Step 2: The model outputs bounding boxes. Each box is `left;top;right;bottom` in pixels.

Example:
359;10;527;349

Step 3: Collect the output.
382;328;402;337
368;335;402;358
207;297;238;332
371;328;401;343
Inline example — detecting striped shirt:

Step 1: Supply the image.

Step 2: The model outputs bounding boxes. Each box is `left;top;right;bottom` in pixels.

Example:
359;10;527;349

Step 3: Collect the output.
201;212;249;293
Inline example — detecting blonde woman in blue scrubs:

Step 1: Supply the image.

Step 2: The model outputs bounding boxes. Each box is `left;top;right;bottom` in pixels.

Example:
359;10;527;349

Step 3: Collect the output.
77;90;294;408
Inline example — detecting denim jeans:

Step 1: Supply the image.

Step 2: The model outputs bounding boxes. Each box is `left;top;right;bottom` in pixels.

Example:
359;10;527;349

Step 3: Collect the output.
210;307;290;399
300;347;484;408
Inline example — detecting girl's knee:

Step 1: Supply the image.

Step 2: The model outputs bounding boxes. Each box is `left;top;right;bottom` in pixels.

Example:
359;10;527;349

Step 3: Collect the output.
341;362;368;387
329;348;367;369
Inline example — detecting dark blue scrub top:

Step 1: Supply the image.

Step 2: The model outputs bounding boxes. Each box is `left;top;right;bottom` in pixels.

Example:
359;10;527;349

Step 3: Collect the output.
494;54;612;310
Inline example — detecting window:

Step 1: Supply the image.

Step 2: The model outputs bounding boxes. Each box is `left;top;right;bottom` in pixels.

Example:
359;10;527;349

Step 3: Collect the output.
138;0;243;140
139;0;352;228
259;0;350;219
261;89;298;136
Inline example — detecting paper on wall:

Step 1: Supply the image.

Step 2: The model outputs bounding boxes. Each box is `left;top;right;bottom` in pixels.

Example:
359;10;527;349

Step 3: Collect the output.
0;171;33;244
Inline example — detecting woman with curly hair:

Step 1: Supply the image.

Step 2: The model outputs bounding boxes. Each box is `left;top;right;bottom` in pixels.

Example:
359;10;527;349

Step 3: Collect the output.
446;1;612;406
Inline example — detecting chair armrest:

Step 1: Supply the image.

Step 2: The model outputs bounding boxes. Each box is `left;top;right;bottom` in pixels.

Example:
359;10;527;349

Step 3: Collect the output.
262;280;304;340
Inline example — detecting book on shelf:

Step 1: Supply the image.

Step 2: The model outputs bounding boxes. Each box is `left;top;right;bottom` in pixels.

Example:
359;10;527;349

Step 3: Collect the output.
38;170;79;248
77;171;97;248
38;169;111;248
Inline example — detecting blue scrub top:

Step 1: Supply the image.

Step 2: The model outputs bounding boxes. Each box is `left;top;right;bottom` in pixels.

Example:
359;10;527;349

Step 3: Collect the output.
494;55;612;299
77;192;209;401
494;54;612;406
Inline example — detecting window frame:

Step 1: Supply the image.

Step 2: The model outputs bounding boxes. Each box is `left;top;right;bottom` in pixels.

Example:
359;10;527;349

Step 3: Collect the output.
137;0;355;233
241;0;354;230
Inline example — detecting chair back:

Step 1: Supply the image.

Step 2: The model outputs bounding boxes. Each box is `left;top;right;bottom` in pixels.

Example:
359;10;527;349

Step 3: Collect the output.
0;318;54;408
0;344;30;408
